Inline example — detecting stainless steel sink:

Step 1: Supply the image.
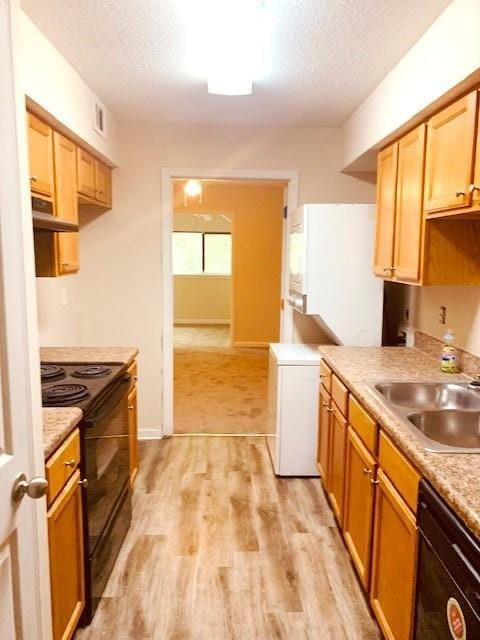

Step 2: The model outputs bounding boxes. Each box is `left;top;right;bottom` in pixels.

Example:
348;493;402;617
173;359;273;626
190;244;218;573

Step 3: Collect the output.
374;382;480;411
408;411;480;449
367;380;480;453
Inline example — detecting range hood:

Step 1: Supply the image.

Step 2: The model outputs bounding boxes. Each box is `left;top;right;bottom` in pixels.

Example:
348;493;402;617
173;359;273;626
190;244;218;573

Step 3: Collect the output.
32;196;78;232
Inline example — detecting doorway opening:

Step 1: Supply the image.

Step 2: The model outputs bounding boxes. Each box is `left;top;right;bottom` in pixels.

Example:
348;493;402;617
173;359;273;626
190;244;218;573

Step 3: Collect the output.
161;170;299;437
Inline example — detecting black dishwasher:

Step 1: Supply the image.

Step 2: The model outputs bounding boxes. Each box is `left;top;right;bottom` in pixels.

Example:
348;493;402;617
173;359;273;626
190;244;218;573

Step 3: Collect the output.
414;480;480;639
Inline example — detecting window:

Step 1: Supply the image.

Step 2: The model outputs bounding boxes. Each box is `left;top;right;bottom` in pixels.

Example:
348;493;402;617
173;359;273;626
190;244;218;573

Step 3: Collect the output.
173;232;232;275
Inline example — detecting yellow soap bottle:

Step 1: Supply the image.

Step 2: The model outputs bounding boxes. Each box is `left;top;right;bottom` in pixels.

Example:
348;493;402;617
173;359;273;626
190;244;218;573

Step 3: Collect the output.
440;329;458;374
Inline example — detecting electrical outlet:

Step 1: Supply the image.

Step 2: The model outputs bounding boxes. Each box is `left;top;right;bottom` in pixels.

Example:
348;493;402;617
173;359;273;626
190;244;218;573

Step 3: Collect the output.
439;305;447;325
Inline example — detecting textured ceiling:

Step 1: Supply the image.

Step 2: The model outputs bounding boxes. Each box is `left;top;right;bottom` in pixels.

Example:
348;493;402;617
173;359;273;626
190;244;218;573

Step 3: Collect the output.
21;0;452;126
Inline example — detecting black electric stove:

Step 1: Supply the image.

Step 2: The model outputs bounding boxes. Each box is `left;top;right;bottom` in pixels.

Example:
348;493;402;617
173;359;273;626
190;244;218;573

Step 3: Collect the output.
40;361;132;625
40;362;127;413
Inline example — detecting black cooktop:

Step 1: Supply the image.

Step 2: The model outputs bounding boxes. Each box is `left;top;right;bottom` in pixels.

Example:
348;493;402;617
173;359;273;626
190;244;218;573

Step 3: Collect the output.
40;362;127;410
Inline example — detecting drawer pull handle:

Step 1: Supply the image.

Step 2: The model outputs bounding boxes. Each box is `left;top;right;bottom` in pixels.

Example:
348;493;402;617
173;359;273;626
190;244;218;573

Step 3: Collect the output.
30;175;38;182
322;401;330;408
469;184;480;194
128;405;134;410
64;458;76;468
362;468;372;476
78;479;88;488
370;479;380;485
455;189;466;197
326;408;334;414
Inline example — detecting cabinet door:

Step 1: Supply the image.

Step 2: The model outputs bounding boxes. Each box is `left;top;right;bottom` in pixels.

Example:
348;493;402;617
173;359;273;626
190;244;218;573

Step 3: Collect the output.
374;143;398;277
76;147;96;199
128;385;138;486
53;132;79;275
317;385;331;482
393;125;426;282
473;92;480;208
326;403;347;524
343;427;377;589
48;470;84;640
27;113;55;197
95;160;112;207
370;469;417;640
424;91;477;215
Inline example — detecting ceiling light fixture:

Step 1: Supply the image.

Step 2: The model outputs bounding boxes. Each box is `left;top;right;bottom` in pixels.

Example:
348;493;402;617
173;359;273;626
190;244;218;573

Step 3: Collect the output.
185;0;272;96
184;179;203;205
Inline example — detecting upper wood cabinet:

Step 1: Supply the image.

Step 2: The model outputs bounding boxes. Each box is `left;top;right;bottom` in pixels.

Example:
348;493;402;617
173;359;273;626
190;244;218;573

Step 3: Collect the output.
95;159;112;207
77;149;112;207
370;469;418;640
473;116;480;208
76;147;96;199
424;91;478;215
393;125;426;282
373;143;398;277
28;113;55;199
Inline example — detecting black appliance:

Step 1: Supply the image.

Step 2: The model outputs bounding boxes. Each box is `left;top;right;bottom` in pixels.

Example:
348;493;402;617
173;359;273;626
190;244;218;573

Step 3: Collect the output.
414;479;480;639
41;362;132;624
32;195;78;232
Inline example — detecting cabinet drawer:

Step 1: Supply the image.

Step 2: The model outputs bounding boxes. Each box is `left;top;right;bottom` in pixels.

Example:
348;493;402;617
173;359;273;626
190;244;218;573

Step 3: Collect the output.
378;431;421;513
320;359;332;394
348;395;377;455
46;429;81;506
332;374;348;417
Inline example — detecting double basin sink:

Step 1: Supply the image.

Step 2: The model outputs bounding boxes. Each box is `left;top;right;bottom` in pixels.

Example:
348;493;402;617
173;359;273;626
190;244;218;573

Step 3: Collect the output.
368;381;480;453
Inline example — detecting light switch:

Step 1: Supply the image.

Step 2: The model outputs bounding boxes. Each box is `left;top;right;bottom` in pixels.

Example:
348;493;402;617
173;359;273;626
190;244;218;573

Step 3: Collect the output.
61;286;69;307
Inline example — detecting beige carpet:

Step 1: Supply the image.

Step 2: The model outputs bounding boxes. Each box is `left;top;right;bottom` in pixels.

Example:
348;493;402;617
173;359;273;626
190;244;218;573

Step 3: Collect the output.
174;325;269;434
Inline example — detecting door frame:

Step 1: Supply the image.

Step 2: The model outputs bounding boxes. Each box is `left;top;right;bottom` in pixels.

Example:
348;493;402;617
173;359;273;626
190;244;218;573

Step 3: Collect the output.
160;168;299;437
0;0;52;636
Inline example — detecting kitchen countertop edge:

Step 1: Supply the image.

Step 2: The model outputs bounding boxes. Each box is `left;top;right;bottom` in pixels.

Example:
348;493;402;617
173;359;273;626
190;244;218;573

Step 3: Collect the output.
40;346;139;366
43;407;83;460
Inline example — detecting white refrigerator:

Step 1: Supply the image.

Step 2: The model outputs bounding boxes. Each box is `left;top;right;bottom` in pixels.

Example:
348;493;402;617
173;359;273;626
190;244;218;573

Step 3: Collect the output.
288;203;383;346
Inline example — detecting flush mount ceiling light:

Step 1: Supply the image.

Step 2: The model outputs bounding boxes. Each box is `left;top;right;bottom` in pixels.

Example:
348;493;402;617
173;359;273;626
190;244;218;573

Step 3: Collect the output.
183;179;203;205
185;0;272;96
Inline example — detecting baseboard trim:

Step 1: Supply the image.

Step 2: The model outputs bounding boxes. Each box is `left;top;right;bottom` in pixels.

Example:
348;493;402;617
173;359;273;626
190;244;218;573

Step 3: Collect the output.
174;319;231;325
139;428;163;440
232;341;269;348
172;433;268;437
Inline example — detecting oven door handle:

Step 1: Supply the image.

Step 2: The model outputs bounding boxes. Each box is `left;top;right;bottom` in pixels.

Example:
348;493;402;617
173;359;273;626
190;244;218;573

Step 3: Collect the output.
84;375;131;425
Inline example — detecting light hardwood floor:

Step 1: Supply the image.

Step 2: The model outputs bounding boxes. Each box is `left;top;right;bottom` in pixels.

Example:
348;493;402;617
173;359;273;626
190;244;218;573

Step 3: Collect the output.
76;437;380;640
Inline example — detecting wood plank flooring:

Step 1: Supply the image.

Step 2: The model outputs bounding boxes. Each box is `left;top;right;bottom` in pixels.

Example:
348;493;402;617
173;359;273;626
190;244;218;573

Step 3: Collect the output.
75;437;380;640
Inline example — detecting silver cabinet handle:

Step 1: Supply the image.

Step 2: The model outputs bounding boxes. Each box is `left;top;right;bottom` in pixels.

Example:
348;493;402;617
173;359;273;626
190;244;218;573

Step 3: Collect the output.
12;473;48;502
362;468;372;476
78;479;88;488
128;405;134;410
469;184;480;194
382;266;395;273
62;260;69;267
370;478;380;486
326;408;334;414
30;175;38;182
64;458;76;468
455;189;466;197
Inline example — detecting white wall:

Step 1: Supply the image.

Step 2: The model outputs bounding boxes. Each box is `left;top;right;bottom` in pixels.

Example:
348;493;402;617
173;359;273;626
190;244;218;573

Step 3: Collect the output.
18;11;119;164
342;0;480;171
75;124;375;433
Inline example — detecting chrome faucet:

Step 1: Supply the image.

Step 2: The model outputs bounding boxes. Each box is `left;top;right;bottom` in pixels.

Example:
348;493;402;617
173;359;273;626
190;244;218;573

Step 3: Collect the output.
469;374;480;389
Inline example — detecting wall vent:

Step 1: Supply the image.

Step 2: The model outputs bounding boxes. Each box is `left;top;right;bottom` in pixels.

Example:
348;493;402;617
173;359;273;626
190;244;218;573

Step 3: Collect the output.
93;100;107;139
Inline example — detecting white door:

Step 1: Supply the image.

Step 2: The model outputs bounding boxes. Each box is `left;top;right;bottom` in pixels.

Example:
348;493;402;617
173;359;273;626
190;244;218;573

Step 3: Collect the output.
0;0;52;638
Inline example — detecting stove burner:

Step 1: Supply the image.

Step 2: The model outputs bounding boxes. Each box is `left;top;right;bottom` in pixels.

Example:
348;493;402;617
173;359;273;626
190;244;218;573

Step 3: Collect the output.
40;364;65;381
42;383;89;406
72;365;112;378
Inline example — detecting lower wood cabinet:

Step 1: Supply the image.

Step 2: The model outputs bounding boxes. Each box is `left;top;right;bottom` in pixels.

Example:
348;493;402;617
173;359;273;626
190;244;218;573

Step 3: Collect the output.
128;384;138;486
317;385;331;480
343;427;377;589
370;469;418;640
48;469;84;640
326;403;347;524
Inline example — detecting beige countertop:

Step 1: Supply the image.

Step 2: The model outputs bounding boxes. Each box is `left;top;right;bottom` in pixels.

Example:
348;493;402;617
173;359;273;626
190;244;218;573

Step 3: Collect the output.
40;346;138;366
318;346;480;538
43;407;83;459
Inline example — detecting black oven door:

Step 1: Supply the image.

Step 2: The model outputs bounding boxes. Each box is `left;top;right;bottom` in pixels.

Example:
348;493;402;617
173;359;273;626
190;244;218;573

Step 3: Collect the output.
84;375;131;555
